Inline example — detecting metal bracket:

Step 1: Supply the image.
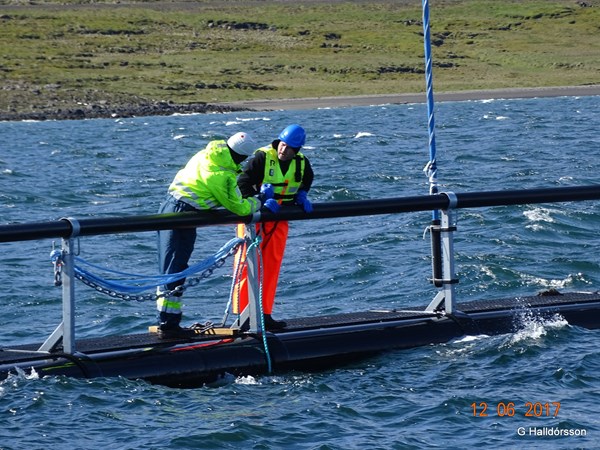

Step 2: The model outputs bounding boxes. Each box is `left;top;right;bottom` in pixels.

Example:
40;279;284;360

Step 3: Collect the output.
426;192;459;313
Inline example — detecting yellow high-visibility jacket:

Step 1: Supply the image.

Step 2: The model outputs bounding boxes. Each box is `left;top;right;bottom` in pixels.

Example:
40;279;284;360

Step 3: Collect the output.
259;146;306;204
168;140;261;215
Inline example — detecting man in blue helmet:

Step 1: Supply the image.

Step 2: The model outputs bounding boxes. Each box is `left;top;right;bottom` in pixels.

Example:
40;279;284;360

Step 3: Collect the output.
234;124;314;330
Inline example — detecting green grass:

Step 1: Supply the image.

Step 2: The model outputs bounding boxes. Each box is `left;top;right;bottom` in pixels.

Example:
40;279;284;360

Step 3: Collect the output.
1;0;599;114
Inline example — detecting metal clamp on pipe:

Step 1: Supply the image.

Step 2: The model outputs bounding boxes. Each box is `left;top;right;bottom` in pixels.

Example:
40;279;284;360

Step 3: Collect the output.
61;217;81;239
440;192;458;232
249;211;261;225
442;191;458;209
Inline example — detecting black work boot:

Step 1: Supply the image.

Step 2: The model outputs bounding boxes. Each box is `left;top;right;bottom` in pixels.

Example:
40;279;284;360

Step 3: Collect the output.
157;312;200;339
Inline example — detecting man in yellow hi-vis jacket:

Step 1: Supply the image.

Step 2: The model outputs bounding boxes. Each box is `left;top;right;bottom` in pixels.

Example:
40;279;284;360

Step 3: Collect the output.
157;132;261;339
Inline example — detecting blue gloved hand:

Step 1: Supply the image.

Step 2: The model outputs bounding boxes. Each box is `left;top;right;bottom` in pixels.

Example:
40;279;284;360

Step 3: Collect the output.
263;198;281;213
295;190;313;213
259;183;274;201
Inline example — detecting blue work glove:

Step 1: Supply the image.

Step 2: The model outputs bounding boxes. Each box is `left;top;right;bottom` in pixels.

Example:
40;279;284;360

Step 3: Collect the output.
263;198;281;213
259;183;274;201
295;190;313;213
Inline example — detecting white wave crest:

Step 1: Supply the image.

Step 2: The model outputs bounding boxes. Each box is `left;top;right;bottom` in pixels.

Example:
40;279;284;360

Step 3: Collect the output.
520;272;585;290
523;206;556;223
509;311;569;344
236;375;260;385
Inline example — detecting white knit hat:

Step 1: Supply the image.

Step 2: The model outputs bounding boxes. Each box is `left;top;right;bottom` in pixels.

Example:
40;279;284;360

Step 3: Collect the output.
227;132;256;156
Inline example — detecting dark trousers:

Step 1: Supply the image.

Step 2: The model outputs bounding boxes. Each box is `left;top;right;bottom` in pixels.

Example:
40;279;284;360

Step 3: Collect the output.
157;195;198;294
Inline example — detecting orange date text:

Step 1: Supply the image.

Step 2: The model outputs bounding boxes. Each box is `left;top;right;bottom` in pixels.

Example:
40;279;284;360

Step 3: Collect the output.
470;402;561;417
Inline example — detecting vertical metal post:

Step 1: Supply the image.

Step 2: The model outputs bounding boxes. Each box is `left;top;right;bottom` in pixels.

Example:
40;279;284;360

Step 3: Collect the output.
61;237;76;353
39;218;80;353
244;224;262;333
39;236;77;353
426;193;458;314
440;203;458;313
233;222;263;333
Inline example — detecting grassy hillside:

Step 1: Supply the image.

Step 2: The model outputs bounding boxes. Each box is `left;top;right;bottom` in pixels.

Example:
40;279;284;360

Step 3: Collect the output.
1;0;599;117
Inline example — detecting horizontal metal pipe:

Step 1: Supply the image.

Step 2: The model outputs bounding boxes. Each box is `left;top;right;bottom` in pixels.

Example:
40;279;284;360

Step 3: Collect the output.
1;184;599;243
456;185;600;208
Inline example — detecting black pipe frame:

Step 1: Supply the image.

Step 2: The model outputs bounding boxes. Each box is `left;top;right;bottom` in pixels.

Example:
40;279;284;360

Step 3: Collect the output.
1;185;599;243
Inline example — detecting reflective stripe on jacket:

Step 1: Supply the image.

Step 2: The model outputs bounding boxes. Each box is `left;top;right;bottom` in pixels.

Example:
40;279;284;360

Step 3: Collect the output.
260;146;305;204
168;140;261;215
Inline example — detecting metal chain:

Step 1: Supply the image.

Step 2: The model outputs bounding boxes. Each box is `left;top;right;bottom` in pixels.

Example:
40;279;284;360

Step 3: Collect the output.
71;240;244;302
74;273;157;302
50;249;63;287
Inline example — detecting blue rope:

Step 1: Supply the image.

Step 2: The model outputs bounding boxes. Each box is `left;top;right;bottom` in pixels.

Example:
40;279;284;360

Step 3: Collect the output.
422;0;440;221
71;237;244;294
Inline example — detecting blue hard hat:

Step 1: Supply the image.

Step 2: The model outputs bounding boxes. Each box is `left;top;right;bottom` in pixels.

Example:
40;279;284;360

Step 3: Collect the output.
278;124;306;148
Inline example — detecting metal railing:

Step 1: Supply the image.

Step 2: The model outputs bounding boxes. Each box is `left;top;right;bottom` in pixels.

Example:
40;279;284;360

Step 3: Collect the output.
1;185;599;354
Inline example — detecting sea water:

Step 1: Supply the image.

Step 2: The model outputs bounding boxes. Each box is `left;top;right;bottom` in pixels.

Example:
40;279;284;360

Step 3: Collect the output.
1;95;599;449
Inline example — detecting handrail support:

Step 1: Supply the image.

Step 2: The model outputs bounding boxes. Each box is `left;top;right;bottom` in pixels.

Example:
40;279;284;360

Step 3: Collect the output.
232;223;263;333
426;192;459;313
39;236;76;353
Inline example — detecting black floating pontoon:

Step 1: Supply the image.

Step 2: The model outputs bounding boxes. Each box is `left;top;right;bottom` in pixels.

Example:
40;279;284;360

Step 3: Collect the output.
1;186;599;388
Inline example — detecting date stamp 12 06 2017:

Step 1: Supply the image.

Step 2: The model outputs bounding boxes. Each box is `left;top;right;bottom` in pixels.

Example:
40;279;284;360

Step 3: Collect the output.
470;402;588;438
471;401;561;418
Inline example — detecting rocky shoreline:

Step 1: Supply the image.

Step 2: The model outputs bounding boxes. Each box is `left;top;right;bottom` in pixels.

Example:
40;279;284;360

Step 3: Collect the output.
0;101;246;122
2;85;599;122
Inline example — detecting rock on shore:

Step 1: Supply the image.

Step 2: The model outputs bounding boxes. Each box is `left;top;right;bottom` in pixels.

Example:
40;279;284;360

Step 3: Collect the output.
2;85;599;122
0;101;243;122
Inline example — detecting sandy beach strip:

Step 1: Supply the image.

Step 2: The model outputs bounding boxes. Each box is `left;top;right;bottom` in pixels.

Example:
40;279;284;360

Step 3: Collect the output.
217;85;600;111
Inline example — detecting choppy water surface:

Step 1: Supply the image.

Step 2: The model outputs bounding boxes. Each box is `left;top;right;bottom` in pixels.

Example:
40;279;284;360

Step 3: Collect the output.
1;95;600;448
